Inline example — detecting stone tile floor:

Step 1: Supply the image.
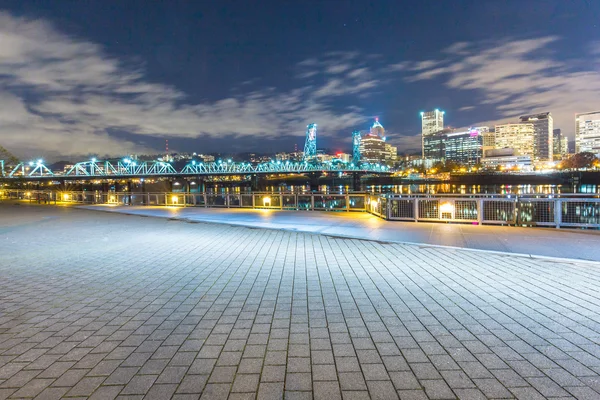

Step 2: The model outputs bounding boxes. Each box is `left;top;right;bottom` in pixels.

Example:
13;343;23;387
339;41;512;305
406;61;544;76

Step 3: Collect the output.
1;204;600;399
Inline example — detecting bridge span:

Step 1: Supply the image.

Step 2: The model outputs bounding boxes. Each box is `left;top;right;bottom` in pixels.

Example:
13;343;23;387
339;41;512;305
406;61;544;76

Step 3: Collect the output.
1;158;391;181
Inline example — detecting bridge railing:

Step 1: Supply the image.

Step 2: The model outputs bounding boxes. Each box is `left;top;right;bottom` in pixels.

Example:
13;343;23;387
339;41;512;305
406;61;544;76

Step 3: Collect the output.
1;159;390;179
2;189;599;229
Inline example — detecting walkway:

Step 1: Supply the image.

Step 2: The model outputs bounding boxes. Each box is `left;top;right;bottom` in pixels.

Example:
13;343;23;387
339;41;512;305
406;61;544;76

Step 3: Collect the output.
2;204;600;399
80;205;600;262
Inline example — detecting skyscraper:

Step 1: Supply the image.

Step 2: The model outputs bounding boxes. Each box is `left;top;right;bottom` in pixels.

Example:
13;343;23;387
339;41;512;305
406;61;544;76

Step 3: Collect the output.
519;112;553;161
552;128;569;159
444;128;485;166
360;119;392;164
421;109;444;158
576;111;600;156
370;117;385;139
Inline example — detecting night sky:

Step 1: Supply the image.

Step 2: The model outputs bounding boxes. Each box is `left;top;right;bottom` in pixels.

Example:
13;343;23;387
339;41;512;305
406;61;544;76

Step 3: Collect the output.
0;0;599;161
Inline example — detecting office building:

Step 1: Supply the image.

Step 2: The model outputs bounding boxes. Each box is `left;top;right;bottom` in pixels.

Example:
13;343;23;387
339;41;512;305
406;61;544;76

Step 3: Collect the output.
561;137;569;157
482;155;533;171
370;118;385;138
384;143;398;164
576;111;600;156
552;129;570;159
421;109;444;157
359;118;394;164
444;128;483;166
422;129;448;162
494;123;535;158
482;130;495;157
519;112;553;161
360;135;386;164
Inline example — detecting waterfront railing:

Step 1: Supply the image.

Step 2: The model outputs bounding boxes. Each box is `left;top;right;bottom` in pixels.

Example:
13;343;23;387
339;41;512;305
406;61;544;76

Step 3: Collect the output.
2;189;599;229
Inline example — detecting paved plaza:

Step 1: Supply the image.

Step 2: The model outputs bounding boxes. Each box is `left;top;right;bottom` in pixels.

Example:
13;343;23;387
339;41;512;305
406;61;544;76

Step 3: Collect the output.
2;204;600;399
81;205;600;262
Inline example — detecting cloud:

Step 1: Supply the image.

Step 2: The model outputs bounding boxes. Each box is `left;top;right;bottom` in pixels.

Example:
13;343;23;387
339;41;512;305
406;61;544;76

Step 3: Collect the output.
0;13;378;160
399;36;600;139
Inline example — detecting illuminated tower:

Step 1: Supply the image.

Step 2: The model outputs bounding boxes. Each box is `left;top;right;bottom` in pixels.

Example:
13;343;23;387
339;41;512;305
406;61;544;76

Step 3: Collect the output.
304;123;317;161
352;131;361;163
370;117;385;140
421;109;445;158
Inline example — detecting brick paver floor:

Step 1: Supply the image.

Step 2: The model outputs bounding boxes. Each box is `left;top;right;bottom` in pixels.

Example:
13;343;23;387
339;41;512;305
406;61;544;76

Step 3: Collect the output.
1;205;600;399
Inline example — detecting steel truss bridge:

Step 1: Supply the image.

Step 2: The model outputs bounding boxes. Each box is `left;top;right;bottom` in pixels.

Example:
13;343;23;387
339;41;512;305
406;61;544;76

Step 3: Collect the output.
1;159;391;180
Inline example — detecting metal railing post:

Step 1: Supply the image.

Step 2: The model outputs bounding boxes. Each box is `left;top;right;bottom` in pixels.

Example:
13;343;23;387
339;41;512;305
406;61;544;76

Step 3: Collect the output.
386;196;391;219
413;197;419;222
478;199;484;225
555;199;561;229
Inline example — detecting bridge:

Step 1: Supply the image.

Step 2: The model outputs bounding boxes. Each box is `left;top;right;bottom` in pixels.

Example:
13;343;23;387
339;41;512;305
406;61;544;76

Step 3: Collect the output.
0;158;391;181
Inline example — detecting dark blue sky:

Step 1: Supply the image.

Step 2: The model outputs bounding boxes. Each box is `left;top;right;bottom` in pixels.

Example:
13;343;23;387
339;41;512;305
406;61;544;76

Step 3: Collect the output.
0;0;599;159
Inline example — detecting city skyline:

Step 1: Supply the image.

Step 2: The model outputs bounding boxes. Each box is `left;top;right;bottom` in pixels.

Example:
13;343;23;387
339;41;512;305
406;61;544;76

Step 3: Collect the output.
0;1;599;161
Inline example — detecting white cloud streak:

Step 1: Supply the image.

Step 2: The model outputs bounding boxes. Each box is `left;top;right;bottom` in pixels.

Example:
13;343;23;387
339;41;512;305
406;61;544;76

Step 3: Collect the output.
0;13;374;160
399;36;600;139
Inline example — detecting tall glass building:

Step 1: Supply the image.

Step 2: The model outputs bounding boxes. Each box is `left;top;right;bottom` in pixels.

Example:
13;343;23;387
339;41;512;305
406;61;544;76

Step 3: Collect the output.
444;129;484;166
421;109;444;158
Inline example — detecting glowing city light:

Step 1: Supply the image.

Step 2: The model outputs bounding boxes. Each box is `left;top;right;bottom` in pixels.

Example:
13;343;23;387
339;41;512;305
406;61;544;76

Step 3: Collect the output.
440;202;454;213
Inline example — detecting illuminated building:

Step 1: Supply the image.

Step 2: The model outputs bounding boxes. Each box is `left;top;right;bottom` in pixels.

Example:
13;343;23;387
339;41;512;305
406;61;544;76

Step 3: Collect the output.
519;112;553;161
494;123;535;158
422;129;450;162
444;128;484;166
421;109;444;157
552;129;569;159
384;143;398;164
576;111;600;156
359;118;394;164
370;118;385;138
561;137;569;157
482;155;533;171
482;129;495;157
335;153;351;163
360;135;387;164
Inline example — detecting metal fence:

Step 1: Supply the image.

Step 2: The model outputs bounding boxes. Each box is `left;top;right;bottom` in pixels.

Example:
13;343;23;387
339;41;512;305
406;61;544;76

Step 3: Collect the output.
0;190;367;212
2;189;599;229
382;194;600;229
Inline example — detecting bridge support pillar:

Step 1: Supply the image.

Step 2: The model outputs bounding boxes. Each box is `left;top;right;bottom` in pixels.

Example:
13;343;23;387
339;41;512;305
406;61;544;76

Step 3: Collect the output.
352;173;361;192
126;180;132;205
141;179;146;205
251;174;260;191
309;172;319;192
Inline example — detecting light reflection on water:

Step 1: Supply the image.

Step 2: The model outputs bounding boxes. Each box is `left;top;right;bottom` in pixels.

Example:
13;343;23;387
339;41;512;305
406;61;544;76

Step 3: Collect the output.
203;184;600;195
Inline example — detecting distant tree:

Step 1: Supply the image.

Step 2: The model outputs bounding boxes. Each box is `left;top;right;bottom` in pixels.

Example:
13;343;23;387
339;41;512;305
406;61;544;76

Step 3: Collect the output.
443;160;463;172
561;152;599;170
